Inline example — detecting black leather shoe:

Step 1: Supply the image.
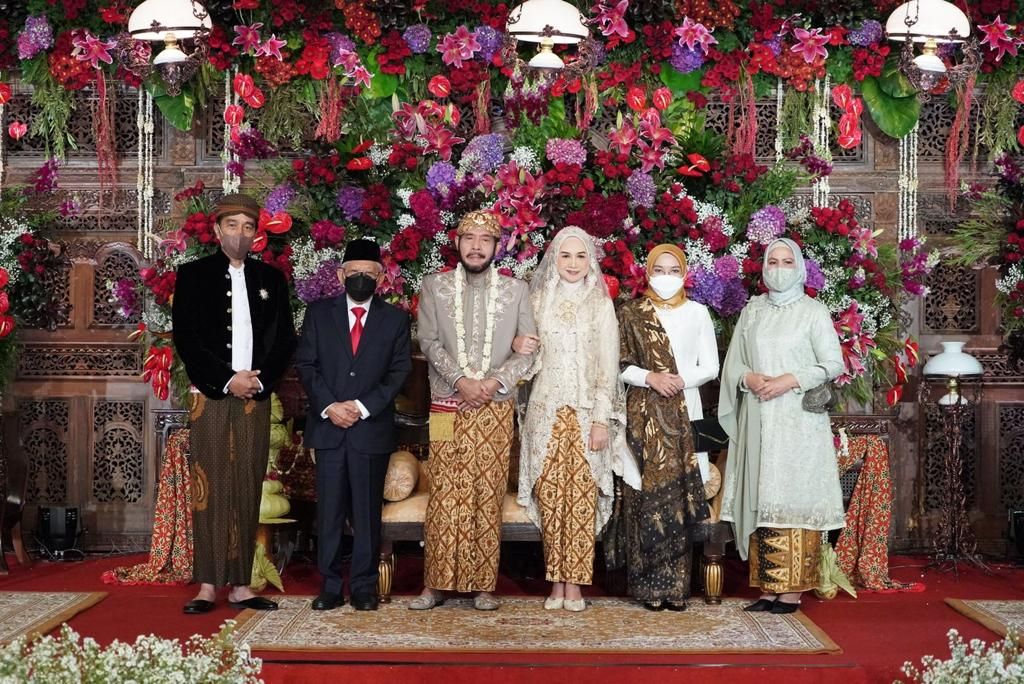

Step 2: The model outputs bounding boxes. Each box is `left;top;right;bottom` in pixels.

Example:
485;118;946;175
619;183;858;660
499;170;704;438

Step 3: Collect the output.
312;592;344;611
770;601;800;614
642;600;666;611
665;601;688;612
350;592;379;611
743;598;778;612
229;596;279;611
183;599;215;614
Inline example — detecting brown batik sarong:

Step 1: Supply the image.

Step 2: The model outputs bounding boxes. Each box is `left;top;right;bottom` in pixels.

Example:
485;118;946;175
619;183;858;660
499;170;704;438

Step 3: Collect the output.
424;400;515;593
189;393;270;587
535;407;597;585
749;527;822;593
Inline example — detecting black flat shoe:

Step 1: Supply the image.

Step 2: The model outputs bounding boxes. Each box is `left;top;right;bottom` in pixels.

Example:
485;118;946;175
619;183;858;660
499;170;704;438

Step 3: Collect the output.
743;598;778;612
770;601;800;614
664;601;688;612
183;599;215;614
311;592;344;611
351;592;379;611
229;596;279;611
642;600;666;611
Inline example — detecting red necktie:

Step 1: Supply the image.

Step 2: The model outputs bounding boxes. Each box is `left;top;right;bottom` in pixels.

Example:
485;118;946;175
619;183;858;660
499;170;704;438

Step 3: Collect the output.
351;306;365;354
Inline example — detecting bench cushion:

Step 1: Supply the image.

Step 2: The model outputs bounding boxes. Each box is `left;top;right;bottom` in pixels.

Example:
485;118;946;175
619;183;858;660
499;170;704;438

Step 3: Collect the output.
383;450;419;502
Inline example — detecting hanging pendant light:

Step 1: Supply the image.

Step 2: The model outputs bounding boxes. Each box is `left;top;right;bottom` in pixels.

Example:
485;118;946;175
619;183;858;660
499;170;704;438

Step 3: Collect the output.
885;0;980;96
116;0;213;96
503;0;597;76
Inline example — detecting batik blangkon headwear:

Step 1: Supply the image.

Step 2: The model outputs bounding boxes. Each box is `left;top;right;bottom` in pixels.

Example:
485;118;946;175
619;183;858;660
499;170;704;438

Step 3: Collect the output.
215;193;260;223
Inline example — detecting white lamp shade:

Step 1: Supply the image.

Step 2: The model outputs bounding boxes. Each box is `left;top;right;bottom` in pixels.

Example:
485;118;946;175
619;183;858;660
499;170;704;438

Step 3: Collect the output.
153;45;188;65
528;49;565;69
886;0;971;43
507;0;589;44
129;0;212;41
913;52;948;73
922;341;984;377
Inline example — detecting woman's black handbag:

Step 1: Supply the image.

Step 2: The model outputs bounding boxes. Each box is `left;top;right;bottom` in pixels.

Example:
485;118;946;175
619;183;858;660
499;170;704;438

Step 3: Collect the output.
691;418;729;452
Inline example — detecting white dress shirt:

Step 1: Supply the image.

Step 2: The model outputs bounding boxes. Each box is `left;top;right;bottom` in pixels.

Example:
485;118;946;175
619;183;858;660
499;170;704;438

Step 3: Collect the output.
320;296;371;421
222;263;263;394
620;299;720;481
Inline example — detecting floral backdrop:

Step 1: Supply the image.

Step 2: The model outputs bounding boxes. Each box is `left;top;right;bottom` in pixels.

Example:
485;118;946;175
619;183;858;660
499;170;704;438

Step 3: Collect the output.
3;1;1024;405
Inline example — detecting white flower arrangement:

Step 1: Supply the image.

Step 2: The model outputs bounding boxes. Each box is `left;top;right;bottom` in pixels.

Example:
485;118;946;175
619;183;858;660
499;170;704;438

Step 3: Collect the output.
290;238;344;281
0;621;261;683
900;629;1024;683
0;216;31;284
510;146;540;172
996;263;1024;297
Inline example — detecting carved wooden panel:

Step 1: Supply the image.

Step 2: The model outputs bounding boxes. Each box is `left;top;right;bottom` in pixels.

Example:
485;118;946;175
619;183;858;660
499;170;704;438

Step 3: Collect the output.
980;353;1024;384
920;191;972;237
92;400;145;504
999;404;1024;511
923;403;977;511
16;343;142;379
92;248;142;327
54;188;172;233
4;84;164;158
916;98;956;161
20;400;70;505
923;263;980;333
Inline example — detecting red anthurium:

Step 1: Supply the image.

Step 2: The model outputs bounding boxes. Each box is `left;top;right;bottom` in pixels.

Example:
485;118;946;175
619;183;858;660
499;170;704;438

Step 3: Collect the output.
838;113;858;136
904;337;920;367
428;75;451;98
832;83;853;111
894;355;908;384
229;124;242;145
848;99;863;117
8;121;27;140
0;315;14;338
1014;80;1024;104
259;209;293;234
687;152;710;172
346;157;372;171
886;384;904;406
0;83;11;105
652;87;672;111
676;165;702;177
603;274;620;299
232;73;255;99
223;104;245;126
838;129;862;149
352;139;373;154
625;86;647;112
250;229;268;253
243;87;266;109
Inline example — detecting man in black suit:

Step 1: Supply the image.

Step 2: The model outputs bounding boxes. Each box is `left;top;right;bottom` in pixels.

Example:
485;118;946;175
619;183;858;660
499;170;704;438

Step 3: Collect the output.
172;193;296;614
295;239;411;611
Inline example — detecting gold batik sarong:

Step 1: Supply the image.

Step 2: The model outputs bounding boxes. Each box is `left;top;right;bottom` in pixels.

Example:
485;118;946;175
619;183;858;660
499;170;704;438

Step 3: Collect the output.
535;407;597;585
189;393;270;587
748;526;822;593
423;400;515;593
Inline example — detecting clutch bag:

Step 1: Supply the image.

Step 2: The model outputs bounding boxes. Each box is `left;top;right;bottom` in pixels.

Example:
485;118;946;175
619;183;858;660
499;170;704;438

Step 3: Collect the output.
691;417;729;452
802;381;838;414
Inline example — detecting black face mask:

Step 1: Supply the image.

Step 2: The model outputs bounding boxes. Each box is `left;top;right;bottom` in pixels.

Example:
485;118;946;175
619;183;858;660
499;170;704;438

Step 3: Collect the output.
344;273;377;302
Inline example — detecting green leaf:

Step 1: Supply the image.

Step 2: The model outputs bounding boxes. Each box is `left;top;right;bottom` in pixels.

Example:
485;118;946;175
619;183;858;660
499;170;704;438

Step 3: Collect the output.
861;76;920;139
659;64;704;94
362;52;399;99
877;58;917;99
148;83;195;131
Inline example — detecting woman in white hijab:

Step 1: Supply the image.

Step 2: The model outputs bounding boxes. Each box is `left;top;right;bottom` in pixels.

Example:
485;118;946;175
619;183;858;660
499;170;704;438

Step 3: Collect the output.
515;226;620;613
718;238;846;614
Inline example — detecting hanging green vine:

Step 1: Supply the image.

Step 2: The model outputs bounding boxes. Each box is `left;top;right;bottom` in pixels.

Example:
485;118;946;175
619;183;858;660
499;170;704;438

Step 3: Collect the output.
779;88;814;150
256;81;318;150
22;58;76;159
977;69;1021;160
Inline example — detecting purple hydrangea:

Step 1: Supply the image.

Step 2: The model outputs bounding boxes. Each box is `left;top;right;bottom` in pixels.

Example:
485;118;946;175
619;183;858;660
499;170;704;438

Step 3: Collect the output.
626;171;656;208
17;15;53;60
545;138;587;166
746;205;787;245
847;20;883;47
764;36;783;56
805;258;826;290
474;26;502;61
713;254;740;280
326;32;357;65
403;24;432;54
690;267;748;317
231;128;277;161
336;186;365;221
670;43;704;73
296;259;345;304
426;161;457;193
264;183;297;214
461;133;505;175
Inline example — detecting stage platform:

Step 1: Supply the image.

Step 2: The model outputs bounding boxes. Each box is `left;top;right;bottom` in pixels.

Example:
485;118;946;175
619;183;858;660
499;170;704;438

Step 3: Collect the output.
0;550;1020;683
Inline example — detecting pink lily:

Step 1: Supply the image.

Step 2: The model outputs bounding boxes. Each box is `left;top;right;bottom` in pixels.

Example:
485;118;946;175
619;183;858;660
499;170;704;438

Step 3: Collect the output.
255;34;287;61
636;139;666;174
596;0;630;40
638;110;675;147
159;229;189;256
608;120;638;156
437;25;481;68
423;125;465;161
71;31;115;69
791;27;829;64
350;66;372;88
674;17;717;55
333;48;360;71
978;16;1019;62
232;23;263;54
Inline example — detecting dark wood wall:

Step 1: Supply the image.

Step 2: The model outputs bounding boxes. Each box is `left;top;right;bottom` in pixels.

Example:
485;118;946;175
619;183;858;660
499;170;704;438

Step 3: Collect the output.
3;82;1021;556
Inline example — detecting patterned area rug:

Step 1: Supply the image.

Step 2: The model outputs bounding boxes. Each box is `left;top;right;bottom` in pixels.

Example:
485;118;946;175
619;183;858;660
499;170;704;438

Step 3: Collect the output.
946;599;1024;637
234;597;840;654
0;591;106;643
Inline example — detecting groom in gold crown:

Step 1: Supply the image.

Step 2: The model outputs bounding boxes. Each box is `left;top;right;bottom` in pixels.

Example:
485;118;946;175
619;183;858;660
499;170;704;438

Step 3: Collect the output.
409;210;537;611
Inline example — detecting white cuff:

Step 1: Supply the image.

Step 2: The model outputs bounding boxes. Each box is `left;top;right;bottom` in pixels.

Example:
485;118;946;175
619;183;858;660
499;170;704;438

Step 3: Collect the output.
620;365;651;388
355;400;370;419
320;403;333;420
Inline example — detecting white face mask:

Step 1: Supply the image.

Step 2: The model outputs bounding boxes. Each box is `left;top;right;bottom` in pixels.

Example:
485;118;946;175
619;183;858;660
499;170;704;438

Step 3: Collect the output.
649;274;684;300
763;266;802;292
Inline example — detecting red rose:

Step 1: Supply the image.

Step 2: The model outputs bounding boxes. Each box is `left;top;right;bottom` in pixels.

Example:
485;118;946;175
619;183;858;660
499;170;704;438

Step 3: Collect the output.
1013;80;1024;105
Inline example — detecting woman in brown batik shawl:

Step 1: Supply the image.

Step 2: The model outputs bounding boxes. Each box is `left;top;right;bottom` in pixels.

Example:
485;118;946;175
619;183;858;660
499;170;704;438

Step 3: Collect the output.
604;244;711;611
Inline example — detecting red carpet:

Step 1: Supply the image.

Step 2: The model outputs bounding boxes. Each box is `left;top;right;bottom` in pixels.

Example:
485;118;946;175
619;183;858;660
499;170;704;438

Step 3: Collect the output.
0;551;1021;683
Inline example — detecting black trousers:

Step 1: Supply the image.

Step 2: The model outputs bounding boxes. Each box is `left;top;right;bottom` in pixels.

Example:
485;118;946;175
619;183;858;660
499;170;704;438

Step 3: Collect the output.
315;444;389;597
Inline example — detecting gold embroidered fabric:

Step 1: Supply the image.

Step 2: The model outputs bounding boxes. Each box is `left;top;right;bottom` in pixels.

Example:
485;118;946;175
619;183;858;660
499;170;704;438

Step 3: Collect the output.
748;527;822;593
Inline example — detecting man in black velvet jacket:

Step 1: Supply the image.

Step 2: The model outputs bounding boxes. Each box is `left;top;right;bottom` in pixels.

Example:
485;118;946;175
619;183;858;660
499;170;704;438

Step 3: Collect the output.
172;193;296;615
295;239;411;611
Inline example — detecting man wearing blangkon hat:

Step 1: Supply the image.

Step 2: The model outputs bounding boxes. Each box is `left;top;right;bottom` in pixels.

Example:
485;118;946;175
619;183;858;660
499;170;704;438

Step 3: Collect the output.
409;209;538;611
172;193;296;615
